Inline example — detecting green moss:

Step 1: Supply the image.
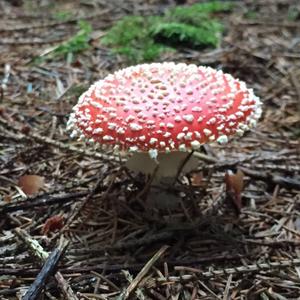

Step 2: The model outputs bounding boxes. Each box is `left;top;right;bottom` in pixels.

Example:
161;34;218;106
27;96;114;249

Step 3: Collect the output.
102;17;150;47
287;5;300;21
166;1;232;25
53;11;74;21
101;1;232;63
179;1;232;14
244;11;258;19
151;20;223;48
102;16;169;62
150;1;231;49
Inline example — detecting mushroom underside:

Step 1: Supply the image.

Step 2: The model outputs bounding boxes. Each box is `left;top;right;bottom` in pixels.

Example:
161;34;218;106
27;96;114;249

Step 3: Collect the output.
125;151;199;180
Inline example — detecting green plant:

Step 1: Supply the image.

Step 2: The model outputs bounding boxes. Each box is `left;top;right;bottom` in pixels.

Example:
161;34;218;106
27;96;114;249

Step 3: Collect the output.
54;21;92;57
244;11;257;19
287;5;300;21
166;1;232;25
151;20;223;48
182;1;232;14
102;16;168;62
101;1;232;63
53;10;74;21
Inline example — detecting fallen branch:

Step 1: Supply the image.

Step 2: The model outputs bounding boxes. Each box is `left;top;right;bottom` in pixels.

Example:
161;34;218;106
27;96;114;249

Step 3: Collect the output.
0;191;88;215
19;234;70;300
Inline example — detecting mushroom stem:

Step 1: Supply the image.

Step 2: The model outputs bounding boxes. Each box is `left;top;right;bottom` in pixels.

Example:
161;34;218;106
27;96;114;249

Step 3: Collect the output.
125;151;198;182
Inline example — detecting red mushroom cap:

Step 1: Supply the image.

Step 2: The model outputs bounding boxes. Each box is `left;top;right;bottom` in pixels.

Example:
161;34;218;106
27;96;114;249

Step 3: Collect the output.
67;63;262;158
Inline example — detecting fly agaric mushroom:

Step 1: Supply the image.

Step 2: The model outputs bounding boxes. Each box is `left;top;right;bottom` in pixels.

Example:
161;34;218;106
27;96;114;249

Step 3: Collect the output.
67;62;262;179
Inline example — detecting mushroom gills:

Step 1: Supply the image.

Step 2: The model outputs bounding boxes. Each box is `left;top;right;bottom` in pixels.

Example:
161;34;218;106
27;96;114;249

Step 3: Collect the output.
125;151;199;180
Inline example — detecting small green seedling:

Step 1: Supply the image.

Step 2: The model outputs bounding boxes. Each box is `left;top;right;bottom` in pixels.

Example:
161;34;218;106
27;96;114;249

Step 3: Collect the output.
53;20;92;57
53;11;74;21
35;20;92;64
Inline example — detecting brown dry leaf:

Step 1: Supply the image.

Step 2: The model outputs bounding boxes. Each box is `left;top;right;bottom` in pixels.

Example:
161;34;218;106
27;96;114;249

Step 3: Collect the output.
190;172;204;187
0;105;5;115
4;195;12;203
225;169;244;213
42;215;64;235
20;124;31;134
18;175;45;196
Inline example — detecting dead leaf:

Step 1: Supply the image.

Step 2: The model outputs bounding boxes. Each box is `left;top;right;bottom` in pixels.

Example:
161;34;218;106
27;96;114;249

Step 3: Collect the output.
190;172;204;187
4;195;12;203
0;106;5;115
225;169;244;213
42;215;64;235
20;124;31;134
18;175;45;196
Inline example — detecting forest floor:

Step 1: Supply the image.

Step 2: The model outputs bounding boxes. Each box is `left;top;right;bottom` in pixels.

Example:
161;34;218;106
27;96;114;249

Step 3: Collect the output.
0;0;300;299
